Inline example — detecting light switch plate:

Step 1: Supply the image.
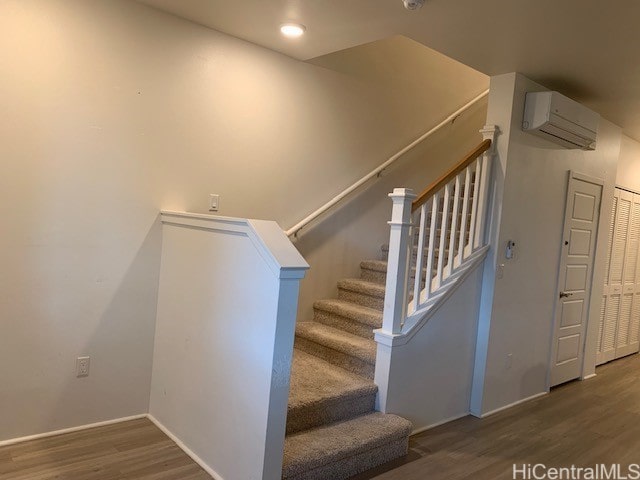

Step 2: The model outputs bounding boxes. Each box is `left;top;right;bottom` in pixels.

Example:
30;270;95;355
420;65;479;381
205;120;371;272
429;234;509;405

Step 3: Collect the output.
209;194;219;212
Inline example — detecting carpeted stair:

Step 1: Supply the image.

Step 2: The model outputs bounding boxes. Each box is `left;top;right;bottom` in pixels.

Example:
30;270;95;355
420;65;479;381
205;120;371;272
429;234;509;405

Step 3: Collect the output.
283;176;475;479
282;253;413;479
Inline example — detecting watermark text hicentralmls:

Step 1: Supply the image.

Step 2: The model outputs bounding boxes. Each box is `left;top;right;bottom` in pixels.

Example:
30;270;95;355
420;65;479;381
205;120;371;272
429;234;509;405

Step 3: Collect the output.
513;464;640;480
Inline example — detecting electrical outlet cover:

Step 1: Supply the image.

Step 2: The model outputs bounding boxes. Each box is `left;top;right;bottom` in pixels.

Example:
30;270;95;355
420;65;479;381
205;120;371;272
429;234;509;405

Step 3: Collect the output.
76;356;90;377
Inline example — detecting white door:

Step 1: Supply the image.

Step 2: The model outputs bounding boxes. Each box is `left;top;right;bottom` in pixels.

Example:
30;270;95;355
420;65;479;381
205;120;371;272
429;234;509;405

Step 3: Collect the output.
550;172;603;387
614;191;640;358
597;189;628;364
596;188;640;365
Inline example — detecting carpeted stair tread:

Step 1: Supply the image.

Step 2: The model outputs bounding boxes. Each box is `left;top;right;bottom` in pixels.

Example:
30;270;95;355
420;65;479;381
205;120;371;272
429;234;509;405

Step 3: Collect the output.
337;278;385;298
282;412;413;479
287;350;378;434
295;322;377;366
361;258;437;286
381;244;450;255
362;259;435;275
288;349;377;410
313;299;382;329
337;278;386;311
381;243;450;253
360;259;388;273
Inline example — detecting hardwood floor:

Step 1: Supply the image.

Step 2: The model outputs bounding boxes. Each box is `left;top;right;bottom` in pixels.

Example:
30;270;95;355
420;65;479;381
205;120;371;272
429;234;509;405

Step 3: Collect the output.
0;418;212;480
354;353;640;480
1;354;638;479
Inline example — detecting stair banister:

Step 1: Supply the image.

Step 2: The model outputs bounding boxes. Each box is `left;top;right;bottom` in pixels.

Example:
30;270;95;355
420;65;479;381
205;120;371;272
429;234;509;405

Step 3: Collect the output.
379;125;498;339
411;138;492;212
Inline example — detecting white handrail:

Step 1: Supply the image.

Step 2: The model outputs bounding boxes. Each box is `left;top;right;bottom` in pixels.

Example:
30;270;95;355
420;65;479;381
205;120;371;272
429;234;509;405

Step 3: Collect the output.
284;89;490;238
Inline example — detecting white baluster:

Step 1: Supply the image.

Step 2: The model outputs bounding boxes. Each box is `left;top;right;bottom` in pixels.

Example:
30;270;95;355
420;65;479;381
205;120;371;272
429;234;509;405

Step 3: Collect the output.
435;182;450;289
382;188;416;334
412;202;428;313
467;159;481;256
424;192;439;302
446;176;461;278
457;166;472;265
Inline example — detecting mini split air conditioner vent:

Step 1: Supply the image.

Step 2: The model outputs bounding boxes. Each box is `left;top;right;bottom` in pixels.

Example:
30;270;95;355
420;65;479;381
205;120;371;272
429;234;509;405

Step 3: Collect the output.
522;91;599;150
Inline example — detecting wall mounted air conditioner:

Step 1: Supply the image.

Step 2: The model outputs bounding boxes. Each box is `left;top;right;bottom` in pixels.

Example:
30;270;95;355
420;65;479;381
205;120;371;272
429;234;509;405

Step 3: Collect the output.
522;91;599;150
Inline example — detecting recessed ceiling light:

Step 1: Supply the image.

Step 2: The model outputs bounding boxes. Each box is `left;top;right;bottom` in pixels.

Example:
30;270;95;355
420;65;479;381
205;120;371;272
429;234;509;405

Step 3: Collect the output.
280;23;306;38
402;0;425;9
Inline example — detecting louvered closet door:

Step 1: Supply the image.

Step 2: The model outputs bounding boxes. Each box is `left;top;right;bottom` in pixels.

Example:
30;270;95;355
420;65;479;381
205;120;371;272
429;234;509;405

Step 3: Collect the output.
615;193;640;358
597;192;618;365
597;188;640;366
598;190;631;364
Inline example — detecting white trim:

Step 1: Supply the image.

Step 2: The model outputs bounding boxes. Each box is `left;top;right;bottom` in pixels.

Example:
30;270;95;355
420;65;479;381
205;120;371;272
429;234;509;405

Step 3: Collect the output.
374;246;489;346
0;414;147;447
475;392;548;418
571;170;605;187
409;413;469;436
160;211;309;280
285;89;490;238
581;373;597;380
147;414;224;480
615;184;640;195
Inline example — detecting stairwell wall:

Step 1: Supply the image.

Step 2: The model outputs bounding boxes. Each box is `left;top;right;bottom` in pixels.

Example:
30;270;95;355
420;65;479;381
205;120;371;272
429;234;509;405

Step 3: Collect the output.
294;102;488;322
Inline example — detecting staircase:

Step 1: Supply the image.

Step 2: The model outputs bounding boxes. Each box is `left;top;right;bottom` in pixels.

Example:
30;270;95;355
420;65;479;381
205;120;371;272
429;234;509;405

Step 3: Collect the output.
282;268;411;480
282;202;473;479
282;130;497;479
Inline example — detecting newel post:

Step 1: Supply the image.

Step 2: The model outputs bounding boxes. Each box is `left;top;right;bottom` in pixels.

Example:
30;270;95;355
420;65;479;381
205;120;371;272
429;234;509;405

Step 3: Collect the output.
382;188;416;335
474;125;499;248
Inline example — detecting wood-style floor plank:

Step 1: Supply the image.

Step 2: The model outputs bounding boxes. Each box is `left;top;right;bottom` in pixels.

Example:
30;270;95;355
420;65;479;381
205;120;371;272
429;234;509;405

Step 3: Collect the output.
0;418;212;480
1;353;638;479
353;353;640;479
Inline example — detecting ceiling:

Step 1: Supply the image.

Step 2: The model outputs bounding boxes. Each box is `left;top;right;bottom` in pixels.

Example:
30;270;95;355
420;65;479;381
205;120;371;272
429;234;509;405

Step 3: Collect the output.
138;0;640;140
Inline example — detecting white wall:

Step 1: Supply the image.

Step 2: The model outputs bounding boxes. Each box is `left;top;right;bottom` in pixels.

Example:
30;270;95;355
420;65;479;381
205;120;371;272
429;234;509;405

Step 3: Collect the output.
382;264;484;430
0;0;486;441
472;73;621;415
149;214;306;480
617;135;640;192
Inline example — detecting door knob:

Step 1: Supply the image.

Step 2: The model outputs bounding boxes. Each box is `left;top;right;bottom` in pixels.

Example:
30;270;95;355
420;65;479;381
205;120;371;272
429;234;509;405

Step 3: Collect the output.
559;292;573;298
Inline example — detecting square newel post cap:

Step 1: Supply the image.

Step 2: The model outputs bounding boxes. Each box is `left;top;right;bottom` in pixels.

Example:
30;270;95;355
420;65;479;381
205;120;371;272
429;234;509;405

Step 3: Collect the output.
388;188;416;226
479;125;499;138
388;188;417;201
480;125;500;152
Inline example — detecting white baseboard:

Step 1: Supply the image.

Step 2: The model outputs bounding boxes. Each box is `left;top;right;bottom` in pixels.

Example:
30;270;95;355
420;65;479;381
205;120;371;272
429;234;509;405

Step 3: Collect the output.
0;414;147;448
582;373;597;380
146;414;223;480
477;392;548;418
410;413;470;436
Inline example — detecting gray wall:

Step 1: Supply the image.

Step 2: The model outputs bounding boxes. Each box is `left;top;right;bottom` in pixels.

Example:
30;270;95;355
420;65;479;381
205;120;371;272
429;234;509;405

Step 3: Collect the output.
472;73;621;415
617;135;640;192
